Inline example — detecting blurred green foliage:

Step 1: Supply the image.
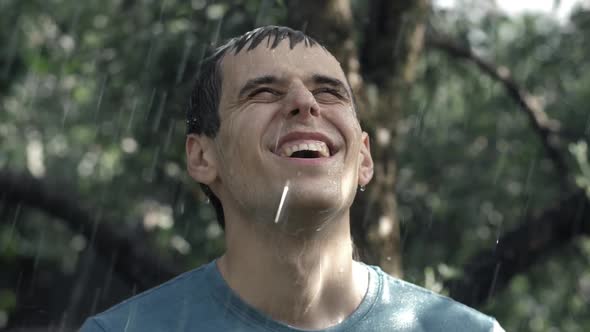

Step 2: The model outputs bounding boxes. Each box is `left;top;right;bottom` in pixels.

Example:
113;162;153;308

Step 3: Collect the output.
398;5;590;331
571;141;590;197
0;0;589;331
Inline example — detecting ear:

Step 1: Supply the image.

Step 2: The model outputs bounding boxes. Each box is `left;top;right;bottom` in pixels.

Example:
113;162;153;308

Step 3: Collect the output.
186;134;218;185
357;132;374;187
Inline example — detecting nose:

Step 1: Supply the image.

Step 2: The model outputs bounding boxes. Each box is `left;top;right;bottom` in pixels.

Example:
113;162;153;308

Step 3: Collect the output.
283;83;320;119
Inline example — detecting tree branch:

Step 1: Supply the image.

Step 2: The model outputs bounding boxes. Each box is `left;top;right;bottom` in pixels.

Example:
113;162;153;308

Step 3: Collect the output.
0;169;181;290
361;0;429;86
427;33;570;179
448;189;590;307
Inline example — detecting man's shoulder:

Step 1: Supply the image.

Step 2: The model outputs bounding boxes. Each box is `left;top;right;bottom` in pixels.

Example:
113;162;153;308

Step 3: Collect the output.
81;263;212;332
368;265;498;331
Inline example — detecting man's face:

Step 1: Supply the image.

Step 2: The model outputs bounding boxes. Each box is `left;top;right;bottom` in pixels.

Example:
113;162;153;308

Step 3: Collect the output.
211;39;372;228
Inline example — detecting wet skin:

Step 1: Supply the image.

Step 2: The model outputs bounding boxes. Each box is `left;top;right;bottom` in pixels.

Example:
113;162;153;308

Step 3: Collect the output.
207;41;374;229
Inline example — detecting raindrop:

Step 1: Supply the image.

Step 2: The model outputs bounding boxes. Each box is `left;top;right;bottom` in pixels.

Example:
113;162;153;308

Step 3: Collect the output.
175;40;194;84
90;288;101;316
492;150;507;185
519;155;538;218
209;12;224;47
144;88;157;122
3;204;21;251
413;100;430;137
191;46;208;82
33;231;45;272
94;75;107;120
524;155;538;193
152;91;168;132
162;120;175;152
145;146;161;182
102;252;117;300
487;262;502;301
62;102;72;127
274;180;290;223
127;97;139;133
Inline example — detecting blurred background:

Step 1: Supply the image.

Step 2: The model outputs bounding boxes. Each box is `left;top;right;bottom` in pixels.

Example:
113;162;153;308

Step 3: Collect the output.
1;0;590;331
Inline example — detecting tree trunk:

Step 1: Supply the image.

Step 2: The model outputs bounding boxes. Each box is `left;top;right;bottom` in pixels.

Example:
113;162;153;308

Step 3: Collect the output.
354;0;430;277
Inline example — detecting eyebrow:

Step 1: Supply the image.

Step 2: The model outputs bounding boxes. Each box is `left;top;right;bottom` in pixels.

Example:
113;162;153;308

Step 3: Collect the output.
238;75;280;98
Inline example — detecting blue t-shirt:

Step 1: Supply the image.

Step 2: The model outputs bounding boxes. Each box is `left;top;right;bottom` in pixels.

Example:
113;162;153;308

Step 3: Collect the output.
80;260;502;331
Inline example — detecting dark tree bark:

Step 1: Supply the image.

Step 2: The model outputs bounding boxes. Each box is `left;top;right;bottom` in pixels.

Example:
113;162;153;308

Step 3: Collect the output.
354;0;430;277
0;169;180;291
447;190;590;307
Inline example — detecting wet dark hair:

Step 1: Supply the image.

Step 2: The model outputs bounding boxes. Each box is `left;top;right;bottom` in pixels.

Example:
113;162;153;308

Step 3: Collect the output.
186;26;321;229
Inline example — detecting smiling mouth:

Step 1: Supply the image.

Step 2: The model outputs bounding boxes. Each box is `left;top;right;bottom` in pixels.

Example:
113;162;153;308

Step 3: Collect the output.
273;131;338;160
278;141;331;158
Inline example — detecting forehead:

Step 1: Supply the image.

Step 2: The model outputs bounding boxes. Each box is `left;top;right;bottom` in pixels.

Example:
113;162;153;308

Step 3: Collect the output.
219;39;347;93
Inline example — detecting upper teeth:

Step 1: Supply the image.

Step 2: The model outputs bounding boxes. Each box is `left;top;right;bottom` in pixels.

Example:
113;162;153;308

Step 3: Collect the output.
279;141;330;158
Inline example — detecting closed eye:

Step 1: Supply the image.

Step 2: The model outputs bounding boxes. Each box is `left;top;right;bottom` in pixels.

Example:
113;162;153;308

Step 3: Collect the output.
313;87;346;101
248;87;282;98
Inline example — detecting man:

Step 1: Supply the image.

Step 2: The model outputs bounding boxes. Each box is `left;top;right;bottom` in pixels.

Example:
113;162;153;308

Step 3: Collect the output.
81;26;504;331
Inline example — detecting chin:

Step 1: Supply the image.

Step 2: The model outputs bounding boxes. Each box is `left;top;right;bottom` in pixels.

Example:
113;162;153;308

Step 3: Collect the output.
282;187;351;219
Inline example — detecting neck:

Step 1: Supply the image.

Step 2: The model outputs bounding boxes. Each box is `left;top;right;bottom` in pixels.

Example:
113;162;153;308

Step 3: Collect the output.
218;212;368;330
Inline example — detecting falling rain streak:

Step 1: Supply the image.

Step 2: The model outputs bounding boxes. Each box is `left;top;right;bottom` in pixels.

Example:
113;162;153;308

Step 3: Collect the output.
274;180;290;223
126;97;139;133
94;76;107;120
486;262;502;301
3;204;21;252
175;40;193;85
152;91;168;133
